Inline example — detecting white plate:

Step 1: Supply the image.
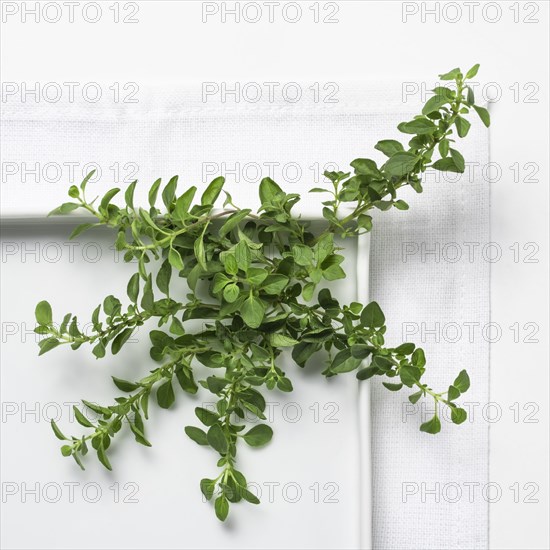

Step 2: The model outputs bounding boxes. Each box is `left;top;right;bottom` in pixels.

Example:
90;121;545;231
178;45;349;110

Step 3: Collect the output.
0;213;371;550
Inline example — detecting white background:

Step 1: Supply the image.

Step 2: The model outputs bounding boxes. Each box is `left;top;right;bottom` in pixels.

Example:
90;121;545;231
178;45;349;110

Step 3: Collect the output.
1;1;548;549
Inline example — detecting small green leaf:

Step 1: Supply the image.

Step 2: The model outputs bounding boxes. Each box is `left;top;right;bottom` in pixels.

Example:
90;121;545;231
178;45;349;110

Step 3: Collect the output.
322;264;346;281
206;377;229;394
48;202;80;216
141;274;154;310
350;158;379;177
292;244;314;266
223;283;240;303
384;152;419;177
351;344;372;359
394;343;415;355
360;301;385;328
148;178;162;207
129;422;152;447
103;295;121;316
473;105;490;127
175;365;197;394
80;170;96;191
411;348;426;368
465;63;480;79
420;414;441;434
374;139;404;157
259;177;283;204
195;407;219;427
393;200;409;211
124;180;137;209
38;337;60;355
97;445;112;471
448;385;461;401
156;259;172;296
422;94;450;115
450;148;466;172
157;380;175;409
399;366;422;387
357;214;373;231
92;341;106;359
218;209;251;237
162;176;179;210
185;426;209;446
382;382;403;392
408;390;423;404
455;116;471;138
111;328;133;355
61;445;73;457
302;282;315;301
215;495;229;521
432;157;462;173
111;376;139;392
241;488;260;504
51;419;68;441
201;176;225;206
35;300;52;325
100;188;120;210
207;424;228;454
268;334;299;347
453;370;470;393
331;349;362;374
439;67;461;81
246;267;268;286
127;273;140;303
261;275;289;294
223;254;238;275
73;406;94;428
194;236;207;270
439;139;450;158
398;118;437;135
241;295;266;329
168;247;184;271
69;223;95;240
212;273;231;294
467;86;475;105
451;407;467;425
174;186;197;221
277;377;293;392
243;424;273;447
200;478;217;500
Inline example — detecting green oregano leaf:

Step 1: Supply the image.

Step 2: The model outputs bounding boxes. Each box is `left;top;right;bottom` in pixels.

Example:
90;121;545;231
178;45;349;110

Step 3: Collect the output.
473;105;490;127
242;424;273;447
420;414;441;434
201;176;225;206
215;495;229;521
35;300;53;326
360;301;385;328
185;426;209;446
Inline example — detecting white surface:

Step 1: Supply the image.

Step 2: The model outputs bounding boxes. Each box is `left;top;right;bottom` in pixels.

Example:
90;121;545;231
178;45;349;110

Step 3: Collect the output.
0;223;368;550
0;1;548;549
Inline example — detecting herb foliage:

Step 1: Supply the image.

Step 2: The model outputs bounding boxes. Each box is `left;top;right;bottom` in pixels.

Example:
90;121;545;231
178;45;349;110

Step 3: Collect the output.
36;66;487;520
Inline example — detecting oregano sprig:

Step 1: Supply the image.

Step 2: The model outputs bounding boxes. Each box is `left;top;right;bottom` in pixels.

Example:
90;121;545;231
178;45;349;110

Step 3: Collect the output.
36;65;487;521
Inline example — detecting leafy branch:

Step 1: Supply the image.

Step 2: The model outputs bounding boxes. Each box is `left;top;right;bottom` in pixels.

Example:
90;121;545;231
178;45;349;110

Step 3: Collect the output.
36;65;488;521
